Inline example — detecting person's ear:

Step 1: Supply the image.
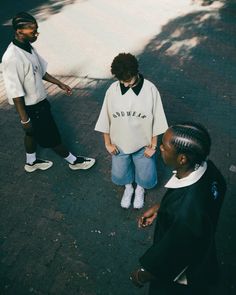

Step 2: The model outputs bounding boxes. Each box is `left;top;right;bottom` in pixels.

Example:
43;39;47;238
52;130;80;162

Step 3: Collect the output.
178;154;187;165
16;29;23;36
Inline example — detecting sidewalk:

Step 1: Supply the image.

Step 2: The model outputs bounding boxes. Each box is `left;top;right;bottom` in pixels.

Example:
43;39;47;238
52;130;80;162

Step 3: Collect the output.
0;1;235;294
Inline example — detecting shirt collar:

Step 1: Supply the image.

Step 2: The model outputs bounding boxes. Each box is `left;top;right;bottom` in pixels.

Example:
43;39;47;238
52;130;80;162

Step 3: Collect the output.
120;74;144;96
165;161;207;189
13;39;32;54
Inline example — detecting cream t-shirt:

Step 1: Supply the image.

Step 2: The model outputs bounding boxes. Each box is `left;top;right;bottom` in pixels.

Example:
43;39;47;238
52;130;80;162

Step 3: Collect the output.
95;79;168;154
2;42;47;106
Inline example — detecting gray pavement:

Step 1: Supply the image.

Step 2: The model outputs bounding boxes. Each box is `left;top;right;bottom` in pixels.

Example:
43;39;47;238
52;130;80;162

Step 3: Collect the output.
0;0;236;294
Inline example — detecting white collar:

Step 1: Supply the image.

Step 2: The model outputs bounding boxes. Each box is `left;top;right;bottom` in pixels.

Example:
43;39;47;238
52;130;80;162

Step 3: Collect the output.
165;161;207;189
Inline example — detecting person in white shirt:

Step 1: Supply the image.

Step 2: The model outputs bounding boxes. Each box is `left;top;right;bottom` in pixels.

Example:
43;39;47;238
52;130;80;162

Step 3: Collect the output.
95;53;168;209
2;12;95;172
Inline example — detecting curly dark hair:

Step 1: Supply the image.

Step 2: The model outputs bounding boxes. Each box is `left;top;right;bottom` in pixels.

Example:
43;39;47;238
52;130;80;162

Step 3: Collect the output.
111;53;139;81
12;12;37;31
170;122;211;166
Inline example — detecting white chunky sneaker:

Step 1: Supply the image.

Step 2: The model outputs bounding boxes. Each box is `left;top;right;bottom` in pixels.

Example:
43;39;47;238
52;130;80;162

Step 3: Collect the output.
69;156;95;170
133;187;145;209
121;187;134;209
24;159;53;173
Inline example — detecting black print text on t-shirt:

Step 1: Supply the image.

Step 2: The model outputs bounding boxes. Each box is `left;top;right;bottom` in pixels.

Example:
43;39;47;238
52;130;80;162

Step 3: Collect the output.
112;111;147;119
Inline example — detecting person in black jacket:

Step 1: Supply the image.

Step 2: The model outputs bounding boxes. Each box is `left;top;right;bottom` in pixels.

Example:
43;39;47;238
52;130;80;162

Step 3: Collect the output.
130;122;226;295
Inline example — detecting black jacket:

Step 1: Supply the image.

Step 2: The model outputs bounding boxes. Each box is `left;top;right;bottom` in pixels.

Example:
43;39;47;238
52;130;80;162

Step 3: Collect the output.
139;161;226;292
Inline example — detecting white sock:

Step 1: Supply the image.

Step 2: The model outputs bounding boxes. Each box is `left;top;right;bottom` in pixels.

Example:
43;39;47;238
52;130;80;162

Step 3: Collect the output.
125;183;133;191
136;184;144;192
64;152;77;164
26;152;36;164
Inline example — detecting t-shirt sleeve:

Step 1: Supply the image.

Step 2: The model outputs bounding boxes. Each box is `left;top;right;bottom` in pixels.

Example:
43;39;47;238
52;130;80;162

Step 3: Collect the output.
152;86;168;136
139;220;199;282
94;89;111;133
2;58;25;99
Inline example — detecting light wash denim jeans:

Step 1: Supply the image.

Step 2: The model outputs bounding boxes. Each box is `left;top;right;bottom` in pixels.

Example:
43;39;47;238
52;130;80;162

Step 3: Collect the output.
111;147;157;189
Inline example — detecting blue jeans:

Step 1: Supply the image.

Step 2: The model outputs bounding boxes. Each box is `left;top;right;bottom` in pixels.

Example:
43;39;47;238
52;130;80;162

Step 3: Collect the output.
111;147;157;189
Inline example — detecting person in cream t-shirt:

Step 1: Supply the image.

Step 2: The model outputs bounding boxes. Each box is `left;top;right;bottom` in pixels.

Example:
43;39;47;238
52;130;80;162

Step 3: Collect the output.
2;12;95;172
95;53;168;209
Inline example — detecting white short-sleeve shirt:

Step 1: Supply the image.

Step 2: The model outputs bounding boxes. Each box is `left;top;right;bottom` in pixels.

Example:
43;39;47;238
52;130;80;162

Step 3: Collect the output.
2;42;48;106
95;79;168;154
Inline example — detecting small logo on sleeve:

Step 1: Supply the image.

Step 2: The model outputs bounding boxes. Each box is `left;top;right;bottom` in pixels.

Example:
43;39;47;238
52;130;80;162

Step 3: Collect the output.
211;181;219;200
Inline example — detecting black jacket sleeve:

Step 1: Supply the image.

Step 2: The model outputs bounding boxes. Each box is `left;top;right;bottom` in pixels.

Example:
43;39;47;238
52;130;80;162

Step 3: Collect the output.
139;219;202;282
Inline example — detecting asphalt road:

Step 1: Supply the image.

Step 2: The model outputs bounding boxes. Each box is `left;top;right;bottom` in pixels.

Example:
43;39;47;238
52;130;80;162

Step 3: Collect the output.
0;1;235;294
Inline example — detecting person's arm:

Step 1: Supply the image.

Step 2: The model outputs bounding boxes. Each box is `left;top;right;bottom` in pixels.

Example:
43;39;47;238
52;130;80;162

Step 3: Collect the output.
43;72;72;95
13;97;29;122
103;133;119;155
138;220;199;283
138;203;160;228
13;97;32;132
144;135;158;158
130;267;156;288
151;135;158;150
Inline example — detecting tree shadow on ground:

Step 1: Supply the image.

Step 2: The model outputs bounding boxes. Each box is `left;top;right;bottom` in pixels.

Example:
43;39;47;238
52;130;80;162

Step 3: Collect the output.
0;0;80;59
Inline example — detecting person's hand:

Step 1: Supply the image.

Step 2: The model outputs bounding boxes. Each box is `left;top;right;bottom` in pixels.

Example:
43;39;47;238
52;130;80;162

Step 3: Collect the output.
130;270;144;288
144;146;156;158
130;268;155;288
105;143;119;155
138;204;160;228
58;83;72;95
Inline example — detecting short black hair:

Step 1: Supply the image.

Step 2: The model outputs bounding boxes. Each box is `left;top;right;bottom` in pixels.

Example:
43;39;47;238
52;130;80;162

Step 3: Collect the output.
111;53;139;81
170;122;211;166
12;12;37;31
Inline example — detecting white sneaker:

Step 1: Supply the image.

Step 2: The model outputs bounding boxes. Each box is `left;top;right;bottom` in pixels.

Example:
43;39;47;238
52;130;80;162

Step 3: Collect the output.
121;187;134;209
69;156;95;170
133;187;145;209
24;159;53;173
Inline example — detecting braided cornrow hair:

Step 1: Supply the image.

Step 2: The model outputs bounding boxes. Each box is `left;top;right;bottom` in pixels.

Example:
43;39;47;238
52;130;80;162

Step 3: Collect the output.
12;12;37;31
169;122;211;167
